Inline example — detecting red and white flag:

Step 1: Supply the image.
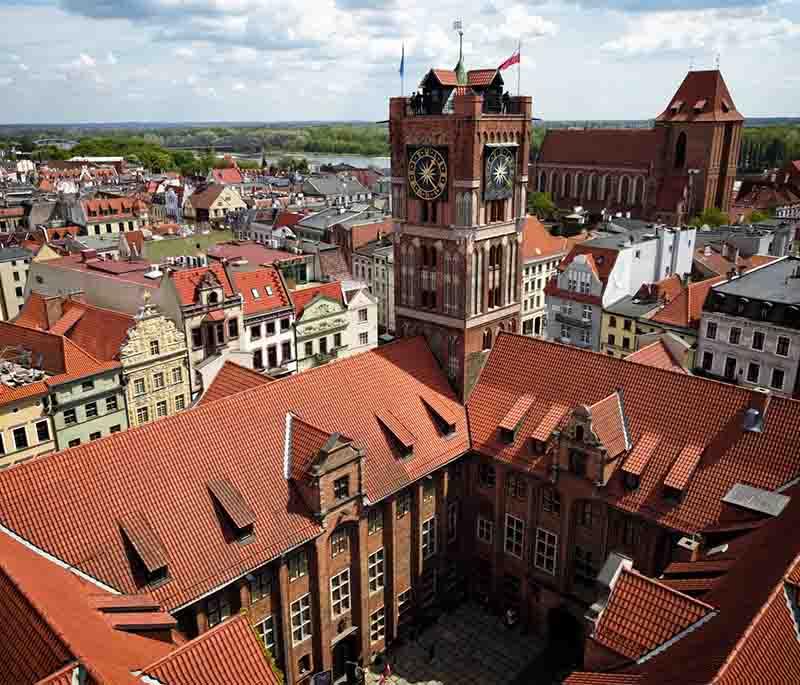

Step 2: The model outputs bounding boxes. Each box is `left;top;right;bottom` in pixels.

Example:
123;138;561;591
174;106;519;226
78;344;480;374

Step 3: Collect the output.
498;48;520;71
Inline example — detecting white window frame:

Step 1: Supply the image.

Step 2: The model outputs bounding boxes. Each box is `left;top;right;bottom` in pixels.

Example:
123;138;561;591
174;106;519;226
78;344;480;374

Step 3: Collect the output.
777;336;791;357
290;594;312;644
534;527;558;576
254;614;277;655
477;516;494;544
422;516;437;560
370;606;386;643
504;514;525;559
330;569;351;617
368;548;385;593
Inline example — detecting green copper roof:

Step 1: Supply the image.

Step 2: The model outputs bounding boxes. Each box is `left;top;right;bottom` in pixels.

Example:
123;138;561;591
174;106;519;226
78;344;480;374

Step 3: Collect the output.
455;32;466;85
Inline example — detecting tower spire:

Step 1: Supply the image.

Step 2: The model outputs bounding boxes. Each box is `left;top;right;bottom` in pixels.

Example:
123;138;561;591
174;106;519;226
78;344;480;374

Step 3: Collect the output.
453;20;466;85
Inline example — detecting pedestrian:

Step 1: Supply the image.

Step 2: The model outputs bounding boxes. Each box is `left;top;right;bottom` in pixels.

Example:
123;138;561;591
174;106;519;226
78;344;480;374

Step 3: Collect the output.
379;661;392;684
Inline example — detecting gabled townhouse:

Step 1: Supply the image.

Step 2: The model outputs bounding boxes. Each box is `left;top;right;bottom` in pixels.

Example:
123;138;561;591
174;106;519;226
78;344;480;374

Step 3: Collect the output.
546;226;696;351
302;174;371;207
76;197;146;237
0;321;127;458
353;238;395;333
183;184;247;225
17;292;192;428
344;284;379;356
292;282;350;372
233;266;296;376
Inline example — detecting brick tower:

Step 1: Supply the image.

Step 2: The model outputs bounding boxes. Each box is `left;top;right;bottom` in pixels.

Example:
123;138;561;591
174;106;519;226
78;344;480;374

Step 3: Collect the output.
654;69;744;221
390;50;532;397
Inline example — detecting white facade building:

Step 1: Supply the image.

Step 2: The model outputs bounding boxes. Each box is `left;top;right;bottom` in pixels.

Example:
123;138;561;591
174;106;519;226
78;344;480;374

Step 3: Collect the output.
352;240;395;333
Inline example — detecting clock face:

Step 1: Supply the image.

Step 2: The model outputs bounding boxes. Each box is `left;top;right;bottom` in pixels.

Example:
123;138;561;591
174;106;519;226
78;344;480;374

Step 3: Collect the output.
408;147;448;201
484;147;516;200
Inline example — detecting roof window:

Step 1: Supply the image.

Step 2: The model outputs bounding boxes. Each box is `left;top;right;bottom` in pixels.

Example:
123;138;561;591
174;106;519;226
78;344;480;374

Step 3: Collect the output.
498;394;535;445
421;395;458;437
118;511;170;588
251;288;260;299
208;477;256;543
376;410;415;458
266;286;273;296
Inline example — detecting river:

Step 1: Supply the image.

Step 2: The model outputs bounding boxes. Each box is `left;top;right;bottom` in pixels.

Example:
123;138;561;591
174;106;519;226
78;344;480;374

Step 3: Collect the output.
231;150;390;170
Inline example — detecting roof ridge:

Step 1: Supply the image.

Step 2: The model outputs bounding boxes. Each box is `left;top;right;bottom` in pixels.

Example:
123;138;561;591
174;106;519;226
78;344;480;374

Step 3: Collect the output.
60;335;104;367
625;568;716;613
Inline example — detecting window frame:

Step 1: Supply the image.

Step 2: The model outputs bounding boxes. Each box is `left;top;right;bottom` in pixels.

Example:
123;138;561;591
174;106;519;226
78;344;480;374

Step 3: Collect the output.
534;527;558;576
290;594;312;644
504;514;525;559
368;548;385;593
422;517;437;560
330;568;351;617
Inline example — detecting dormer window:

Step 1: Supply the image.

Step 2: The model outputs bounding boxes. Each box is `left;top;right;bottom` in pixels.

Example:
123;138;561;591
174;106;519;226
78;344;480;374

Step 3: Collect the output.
421;395;458;437
208;478;256;544
251;288;260;299
376;410;415;458
119;511;169;589
499;427;515;444
624;472;640;491
663;485;683;503
334;475;349;500
574;425;584;442
208;291;220;305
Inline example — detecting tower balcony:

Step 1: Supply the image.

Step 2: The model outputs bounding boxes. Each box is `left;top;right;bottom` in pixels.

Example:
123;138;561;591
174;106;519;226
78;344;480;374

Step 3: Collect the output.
391;92;532;121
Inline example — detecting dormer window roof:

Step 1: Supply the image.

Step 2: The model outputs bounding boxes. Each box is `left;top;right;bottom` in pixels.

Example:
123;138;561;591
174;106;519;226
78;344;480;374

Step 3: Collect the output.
693;99;707;112
587;390;632;458
622;432;661;477
499;394;535;444
208;477;256;543
376;410;415;457
664;444;704;493
118;511;169;587
670;100;684;113
421;394;458;436
531;404;568;443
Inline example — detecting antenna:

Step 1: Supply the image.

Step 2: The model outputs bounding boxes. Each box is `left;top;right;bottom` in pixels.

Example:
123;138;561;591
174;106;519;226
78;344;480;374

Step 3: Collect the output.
453;19;463;60
715;52;720;69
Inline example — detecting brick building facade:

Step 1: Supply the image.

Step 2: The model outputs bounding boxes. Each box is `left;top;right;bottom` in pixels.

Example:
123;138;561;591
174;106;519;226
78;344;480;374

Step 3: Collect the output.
534;70;744;225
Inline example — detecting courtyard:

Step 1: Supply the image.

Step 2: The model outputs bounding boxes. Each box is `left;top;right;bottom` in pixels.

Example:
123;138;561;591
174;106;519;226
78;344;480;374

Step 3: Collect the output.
364;603;547;685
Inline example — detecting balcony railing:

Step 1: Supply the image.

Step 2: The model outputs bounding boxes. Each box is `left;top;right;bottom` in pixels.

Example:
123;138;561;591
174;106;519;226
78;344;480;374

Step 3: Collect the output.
555;312;592;329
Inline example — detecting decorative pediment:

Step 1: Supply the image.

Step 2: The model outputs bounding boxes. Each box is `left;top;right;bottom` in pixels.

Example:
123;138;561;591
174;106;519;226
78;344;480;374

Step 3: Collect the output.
196;270;221;293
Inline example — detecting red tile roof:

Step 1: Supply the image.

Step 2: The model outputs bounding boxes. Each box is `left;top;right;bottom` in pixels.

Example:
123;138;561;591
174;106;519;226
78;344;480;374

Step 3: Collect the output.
170;263;236;306
290;416;334;482
499;394;536;432
693;246;778;278
589;391;630;458
663;444;704;491
591;569;713;661
655;70;743;123
210;167;244;185
626;340;687;374
0;530;174;685
559;244;620;286
538;128;664;168
292;281;344;318
521;216;586;261
468;333;800;533
648;275;725;329
199;360;272;406
274;211;304;229
565;675;643;685
207;241;298;267
318;248;352;281
0;338;467;611
188;184;226;210
82;198;140;221
141;614;279;685
232;267;291;317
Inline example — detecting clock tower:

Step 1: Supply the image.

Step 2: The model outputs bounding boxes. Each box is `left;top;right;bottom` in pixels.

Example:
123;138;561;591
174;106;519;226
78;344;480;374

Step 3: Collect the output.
390;51;532;397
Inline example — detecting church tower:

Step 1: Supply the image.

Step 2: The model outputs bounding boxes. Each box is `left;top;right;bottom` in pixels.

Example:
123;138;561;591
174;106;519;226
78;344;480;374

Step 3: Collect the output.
654;69;744;222
389;43;532;397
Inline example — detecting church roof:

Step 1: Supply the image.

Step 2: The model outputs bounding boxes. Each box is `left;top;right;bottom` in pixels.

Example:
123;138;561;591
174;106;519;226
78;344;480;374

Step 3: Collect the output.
538;128;664;168
655;70;743;123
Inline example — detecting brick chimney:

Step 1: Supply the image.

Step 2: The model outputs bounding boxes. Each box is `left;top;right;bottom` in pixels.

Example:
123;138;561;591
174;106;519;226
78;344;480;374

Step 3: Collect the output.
43;295;64;329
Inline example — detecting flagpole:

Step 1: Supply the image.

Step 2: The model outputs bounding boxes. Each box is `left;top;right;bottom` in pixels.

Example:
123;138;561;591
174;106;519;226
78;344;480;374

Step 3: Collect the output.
517;39;521;97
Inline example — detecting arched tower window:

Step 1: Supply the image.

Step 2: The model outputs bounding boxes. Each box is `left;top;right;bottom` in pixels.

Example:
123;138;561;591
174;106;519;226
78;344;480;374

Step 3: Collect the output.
551;173;560;199
482;328;492;350
539;171;546;192
634;176;645;205
587;174;596;201
675;132;687;169
575;173;584;199
598;175;606;202
620;176;631;204
564;173;572;198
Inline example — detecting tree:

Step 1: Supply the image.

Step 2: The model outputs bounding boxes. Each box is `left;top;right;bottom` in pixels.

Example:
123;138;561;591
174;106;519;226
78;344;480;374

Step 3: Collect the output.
690;207;729;228
748;209;772;223
527;191;556;219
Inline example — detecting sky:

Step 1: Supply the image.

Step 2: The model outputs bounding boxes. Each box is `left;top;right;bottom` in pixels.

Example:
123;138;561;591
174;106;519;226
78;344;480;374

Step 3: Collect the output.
0;0;798;124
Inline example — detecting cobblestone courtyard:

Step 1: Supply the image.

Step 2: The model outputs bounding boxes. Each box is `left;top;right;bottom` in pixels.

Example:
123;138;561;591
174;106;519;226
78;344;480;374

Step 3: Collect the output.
365;603;546;685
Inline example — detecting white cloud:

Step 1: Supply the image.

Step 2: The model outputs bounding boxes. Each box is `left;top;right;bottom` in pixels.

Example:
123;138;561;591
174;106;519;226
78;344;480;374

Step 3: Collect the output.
106;51;118;65
76;53;96;69
232;81;246;91
173;46;195;58
0;76;13;87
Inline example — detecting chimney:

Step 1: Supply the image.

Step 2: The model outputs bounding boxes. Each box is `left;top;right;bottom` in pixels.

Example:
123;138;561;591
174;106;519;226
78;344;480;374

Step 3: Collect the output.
743;387;771;433
44;295;64;329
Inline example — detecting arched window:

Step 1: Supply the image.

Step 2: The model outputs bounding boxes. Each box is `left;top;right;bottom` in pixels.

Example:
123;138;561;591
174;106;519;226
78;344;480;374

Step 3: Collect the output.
539;171;547;192
207;291;219;304
675;132;687;169
482;328;492;350
551;173;560;199
634;177;645;205
575;173;584;199
564;173;572;198
597;175;606;202
620;176;630;204
586;174;596;202
575;425;584;442
607;176;618;204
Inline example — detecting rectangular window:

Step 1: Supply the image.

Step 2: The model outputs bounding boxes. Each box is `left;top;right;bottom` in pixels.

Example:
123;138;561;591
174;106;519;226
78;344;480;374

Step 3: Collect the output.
153;372;165;390
747;362;760;383
64;408;77;425
175;395;186;411
422;517;437;560
215;323;224;345
534;528;558;575
331;569;351;617
771;368;785;390
370;607;386;643
304;341;313;357
13;426;28;450
702;351;714;372
253;349;264;370
334;476;349;500
82;380;95;392
319;337;328;355
423;477;435;501
777;336;791;357
254;614;277;654
90;431;101;441
706;321;717;340
623;319;632;331
607;334;616;346
368;549;385;593
290;594;312;644
250;325;262;340
479;463;496;489
569;449;587;477
752;331;765;351
574;546;595;587
359;308;368;322
85;402;98;418
207;594;231;628
447;501;458;542
398;589;412;622
729;327;741;345
136;406;150;424
265;321;276;336
281;341;292;362
477;516;494;544
250;569;272;602
150;340;160;356
68;438;81;448
281;318;290;332
172;367;183;384
156;400;168;418
396;489;411;518
228;319;238;338
622;518;640;547
134;378;146;395
191;328;203;348
359;331;369;346
331;528;348;557
110;424;121;434
36;420;50;442
368;507;384;534
288;550;308;581
506;474;527;500
578;501;593;528
542;488;561;515
267;345;278;368
504;514;525;559
106;396;118;412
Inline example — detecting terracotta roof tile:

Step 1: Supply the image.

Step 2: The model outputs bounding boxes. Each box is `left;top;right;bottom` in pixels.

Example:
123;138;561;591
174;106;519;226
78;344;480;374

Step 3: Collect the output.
232;267;291;316
170;263;236;306
292;282;344;318
199;361;272;406
118;510;169;574
589;391;630;458
376;409;416;450
208;478;256;530
290;416;333;482
622;432;661;477
565;674;643;685
521;216;584;261
188;184;226;210
649;275;725;329
211;167;244;185
0;338;467;611
626;341;687;374
499;394;536;432
539;128;664;168
592;569;714;661
663;444;704;491
141;614;280;685
318;249;351;280
559;245;619;286
531;404;568;442
655;70;743;123
468;333;800;533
